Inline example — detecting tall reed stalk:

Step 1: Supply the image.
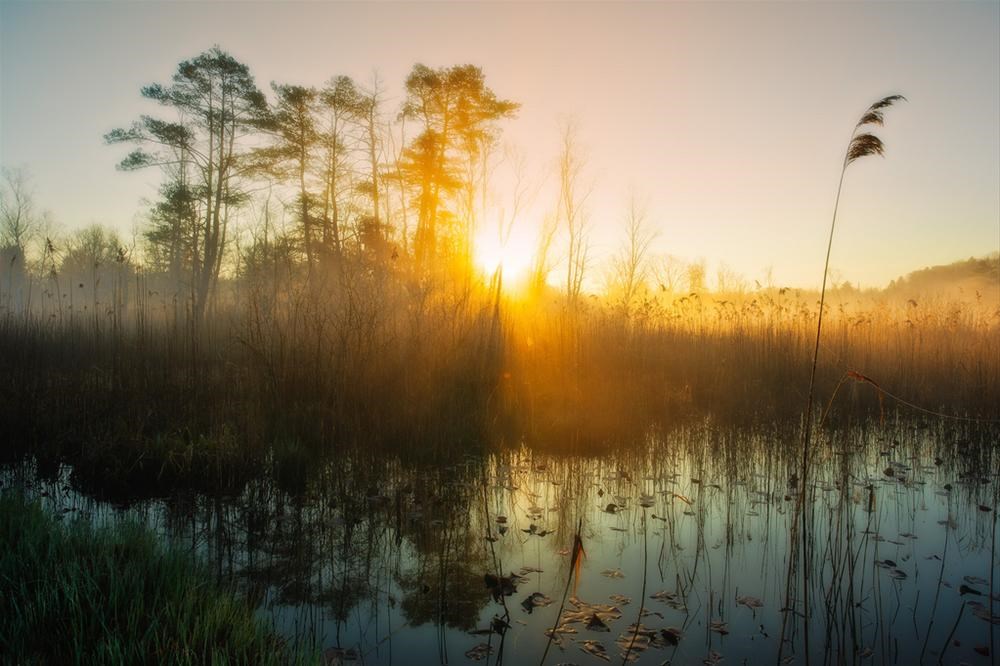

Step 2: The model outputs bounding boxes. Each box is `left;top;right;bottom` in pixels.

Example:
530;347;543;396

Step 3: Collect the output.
786;94;906;665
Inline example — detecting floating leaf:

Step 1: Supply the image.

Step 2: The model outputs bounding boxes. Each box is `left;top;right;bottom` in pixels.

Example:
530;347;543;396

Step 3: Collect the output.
580;639;610;661
323;647;358;665
521;591;553;613
587;613;611;632
464;643;493;661
615;624;654;657
709;620;729;635
969;601;1000;625
661;626;683;646
736;595;763;610
484;572;518;601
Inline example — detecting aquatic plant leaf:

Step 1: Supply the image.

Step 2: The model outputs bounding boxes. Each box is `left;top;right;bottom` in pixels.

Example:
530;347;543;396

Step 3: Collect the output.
484;572;518;601
615;624;654;657
969;601;1000;625
661;626;683;646
464;643;493;661
587;613;611;632
580;639;610;661
600;568;625;579
521;592;554;613
672;492;693;505
736;595;763;610
709;620;729;635
322;647;359;665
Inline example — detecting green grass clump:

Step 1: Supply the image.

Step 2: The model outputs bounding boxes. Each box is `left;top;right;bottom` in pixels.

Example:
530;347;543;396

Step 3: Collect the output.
0;492;313;665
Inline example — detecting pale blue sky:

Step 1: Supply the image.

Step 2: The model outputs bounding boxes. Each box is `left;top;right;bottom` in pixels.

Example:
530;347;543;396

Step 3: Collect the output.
1;1;998;288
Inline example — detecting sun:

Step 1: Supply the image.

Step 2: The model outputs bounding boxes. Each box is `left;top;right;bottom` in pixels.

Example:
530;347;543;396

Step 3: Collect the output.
472;229;534;289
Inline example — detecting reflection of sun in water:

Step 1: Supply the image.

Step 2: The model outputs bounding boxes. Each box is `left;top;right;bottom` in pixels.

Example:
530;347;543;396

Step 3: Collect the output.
473;228;533;288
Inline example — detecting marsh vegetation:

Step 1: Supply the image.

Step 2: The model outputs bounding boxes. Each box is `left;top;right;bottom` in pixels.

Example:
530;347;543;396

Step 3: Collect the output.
0;47;997;664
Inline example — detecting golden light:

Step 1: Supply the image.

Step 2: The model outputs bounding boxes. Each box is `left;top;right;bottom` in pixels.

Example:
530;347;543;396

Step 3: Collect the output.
472;228;534;289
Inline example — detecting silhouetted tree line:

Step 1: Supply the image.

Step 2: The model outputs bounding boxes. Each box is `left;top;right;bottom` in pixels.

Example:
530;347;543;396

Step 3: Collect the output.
98;47;517;325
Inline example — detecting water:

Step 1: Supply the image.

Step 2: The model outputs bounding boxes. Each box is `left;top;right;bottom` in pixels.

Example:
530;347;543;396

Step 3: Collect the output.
5;421;998;665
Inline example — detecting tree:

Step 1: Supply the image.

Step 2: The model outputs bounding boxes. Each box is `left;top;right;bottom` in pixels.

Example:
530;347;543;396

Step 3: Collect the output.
144;177;199;289
609;192;656;314
263;83;321;274
650;254;685;294
106;46;268;324
0;167;39;252
355;76;389;260
318;76;361;262
401;64;518;270
0;167;41;312
555;120;591;307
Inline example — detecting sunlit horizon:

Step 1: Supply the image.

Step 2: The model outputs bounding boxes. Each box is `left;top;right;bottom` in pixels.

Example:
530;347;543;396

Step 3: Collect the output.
2;1;998;291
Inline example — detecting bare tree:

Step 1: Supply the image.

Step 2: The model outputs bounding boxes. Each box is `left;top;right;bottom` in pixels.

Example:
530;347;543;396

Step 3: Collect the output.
609;192;656;314
486;144;540;286
0;167;39;252
529;212;559;298
555;120;591;307
650;254;685;294
715;262;747;294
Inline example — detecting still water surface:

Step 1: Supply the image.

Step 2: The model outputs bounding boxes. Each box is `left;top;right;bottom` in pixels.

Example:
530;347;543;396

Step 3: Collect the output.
9;422;999;665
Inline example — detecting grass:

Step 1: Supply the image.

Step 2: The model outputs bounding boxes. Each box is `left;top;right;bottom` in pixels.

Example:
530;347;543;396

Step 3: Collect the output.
0;254;997;496
0;492;316;665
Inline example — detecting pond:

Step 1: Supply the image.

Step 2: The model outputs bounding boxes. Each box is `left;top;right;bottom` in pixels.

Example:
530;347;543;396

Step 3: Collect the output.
5;421;998;665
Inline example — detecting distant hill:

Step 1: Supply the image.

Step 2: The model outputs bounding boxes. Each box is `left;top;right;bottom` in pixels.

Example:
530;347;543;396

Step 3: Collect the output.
884;253;999;300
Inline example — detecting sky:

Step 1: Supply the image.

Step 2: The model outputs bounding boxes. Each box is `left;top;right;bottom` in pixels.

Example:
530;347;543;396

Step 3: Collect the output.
1;1;998;289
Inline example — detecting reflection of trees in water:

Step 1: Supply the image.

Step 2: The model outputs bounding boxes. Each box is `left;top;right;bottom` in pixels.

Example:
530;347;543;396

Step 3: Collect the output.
395;457;493;632
153;450;495;637
134;424;999;664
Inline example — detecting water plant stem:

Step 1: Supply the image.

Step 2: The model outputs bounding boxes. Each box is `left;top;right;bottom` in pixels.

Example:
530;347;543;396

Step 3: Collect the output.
539;518;583;666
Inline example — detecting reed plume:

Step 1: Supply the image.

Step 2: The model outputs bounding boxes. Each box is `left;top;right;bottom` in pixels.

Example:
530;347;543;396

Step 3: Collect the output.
784;93;906;665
